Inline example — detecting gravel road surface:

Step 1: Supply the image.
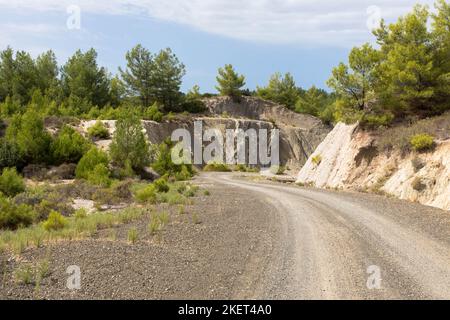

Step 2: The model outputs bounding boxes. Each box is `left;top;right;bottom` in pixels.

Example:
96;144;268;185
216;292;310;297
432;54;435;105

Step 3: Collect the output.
203;173;450;300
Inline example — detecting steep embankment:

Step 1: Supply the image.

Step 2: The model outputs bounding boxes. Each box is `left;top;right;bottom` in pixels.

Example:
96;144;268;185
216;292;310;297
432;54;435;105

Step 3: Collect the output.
297;122;450;211
81;97;330;170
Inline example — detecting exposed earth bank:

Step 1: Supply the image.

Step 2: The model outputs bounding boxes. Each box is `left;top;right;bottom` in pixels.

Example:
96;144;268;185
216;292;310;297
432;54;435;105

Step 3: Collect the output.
78;97;331;171
297;122;450;211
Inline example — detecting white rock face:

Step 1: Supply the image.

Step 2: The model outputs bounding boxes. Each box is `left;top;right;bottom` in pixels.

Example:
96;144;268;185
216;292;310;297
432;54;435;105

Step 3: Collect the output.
296;122;359;188
297;122;450;211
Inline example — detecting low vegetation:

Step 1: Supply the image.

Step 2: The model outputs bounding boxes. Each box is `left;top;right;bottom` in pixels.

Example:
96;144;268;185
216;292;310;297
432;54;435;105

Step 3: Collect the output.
377;112;450;152
203;162;231;172
410;134;435;152
0;194;35;230
412;177;427;192
42;211;67;231
127;227;138;244
87;121;110;139
270;165;286;175
311;154;322;166
0;207;148;254
0;167;25;197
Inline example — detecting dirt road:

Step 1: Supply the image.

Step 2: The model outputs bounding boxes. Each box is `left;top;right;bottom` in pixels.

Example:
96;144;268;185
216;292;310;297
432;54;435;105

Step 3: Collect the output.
203;173;450;300
2;172;450;300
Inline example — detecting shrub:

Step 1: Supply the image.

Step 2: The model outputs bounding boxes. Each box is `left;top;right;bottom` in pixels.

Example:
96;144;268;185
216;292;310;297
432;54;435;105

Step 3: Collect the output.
113;159;136;179
203;162;231;172
6;110;52;164
0;138;23;170
234;164;260;173
51;125;91;164
410;134;435;152
48;163;77;180
0;195;35;229
412;177;426;192
75;147;109;180
87;121;110;139
311;154;322;166
181;98;206;114
377;113;450;152
110;113;150;171
42;210;66;231
0;167;26;197
174;165;193;181
270;165;286;175
86;163;111;187
152;139;194;178
154;177;170;193
135;184;157;203
361;113;394;128
143;104;164;122
74;208;87;219
411;157;425;172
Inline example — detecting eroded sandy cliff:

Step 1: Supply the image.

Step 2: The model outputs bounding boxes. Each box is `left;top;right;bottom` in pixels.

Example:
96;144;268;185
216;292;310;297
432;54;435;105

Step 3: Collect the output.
297;122;450;210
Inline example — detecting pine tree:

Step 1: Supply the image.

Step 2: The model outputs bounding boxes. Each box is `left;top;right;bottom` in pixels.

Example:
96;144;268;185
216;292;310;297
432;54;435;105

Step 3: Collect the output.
215;64;246;100
256;72;299;109
61;48;110;108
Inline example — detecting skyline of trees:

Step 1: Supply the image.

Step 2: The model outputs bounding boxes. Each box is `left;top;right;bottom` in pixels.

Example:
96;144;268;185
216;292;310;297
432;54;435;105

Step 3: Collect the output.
0;0;448;126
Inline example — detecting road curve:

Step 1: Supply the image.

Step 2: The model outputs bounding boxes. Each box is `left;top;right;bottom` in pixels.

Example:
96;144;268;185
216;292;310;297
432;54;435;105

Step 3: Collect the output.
203;173;450;300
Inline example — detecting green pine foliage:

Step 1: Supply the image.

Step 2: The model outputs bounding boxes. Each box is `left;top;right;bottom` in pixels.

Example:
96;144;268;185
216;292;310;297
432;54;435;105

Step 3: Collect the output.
328;1;450;125
109;112;150;172
51;125;91;164
215;64;246;100
75;147;109;180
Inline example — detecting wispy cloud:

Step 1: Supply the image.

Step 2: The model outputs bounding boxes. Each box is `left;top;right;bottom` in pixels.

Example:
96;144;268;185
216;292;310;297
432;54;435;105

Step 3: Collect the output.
0;0;436;46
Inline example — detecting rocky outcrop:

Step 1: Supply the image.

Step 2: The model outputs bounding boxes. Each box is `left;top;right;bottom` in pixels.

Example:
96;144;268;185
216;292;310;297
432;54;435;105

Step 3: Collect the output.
81;97;330;171
297;122;450;211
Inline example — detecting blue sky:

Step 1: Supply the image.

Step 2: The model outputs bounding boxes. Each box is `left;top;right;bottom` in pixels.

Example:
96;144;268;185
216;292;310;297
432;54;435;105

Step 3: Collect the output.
0;0;435;93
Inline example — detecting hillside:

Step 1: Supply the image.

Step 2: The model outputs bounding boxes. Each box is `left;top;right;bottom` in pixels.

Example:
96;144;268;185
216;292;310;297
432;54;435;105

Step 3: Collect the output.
78;97;330;171
297;114;450;210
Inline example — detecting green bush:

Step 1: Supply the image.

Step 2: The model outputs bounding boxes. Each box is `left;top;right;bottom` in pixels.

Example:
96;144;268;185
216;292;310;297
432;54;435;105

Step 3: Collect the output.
86;163;111;187
143;104;164;122
174;165;193;181
135;184;157;203
110;113;150;171
75;147;109;180
361;113;394;128
410;134;435;152
87;121;110;139
151;139;194;179
0;195;35;229
74;208;87;219
311;154;322;166
234;164;260;173
0;168;25;197
51;125;91;164
154;177;170;193
6;110;52;164
203;162;231;172
0;138;23;170
42;210;66;231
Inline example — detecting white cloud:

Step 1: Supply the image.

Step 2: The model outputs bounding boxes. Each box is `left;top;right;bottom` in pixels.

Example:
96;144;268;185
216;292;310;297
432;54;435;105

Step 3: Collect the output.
0;0;436;46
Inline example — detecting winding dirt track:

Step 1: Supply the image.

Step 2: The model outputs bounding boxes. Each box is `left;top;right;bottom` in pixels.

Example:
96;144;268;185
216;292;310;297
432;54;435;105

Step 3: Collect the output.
203;173;450;300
